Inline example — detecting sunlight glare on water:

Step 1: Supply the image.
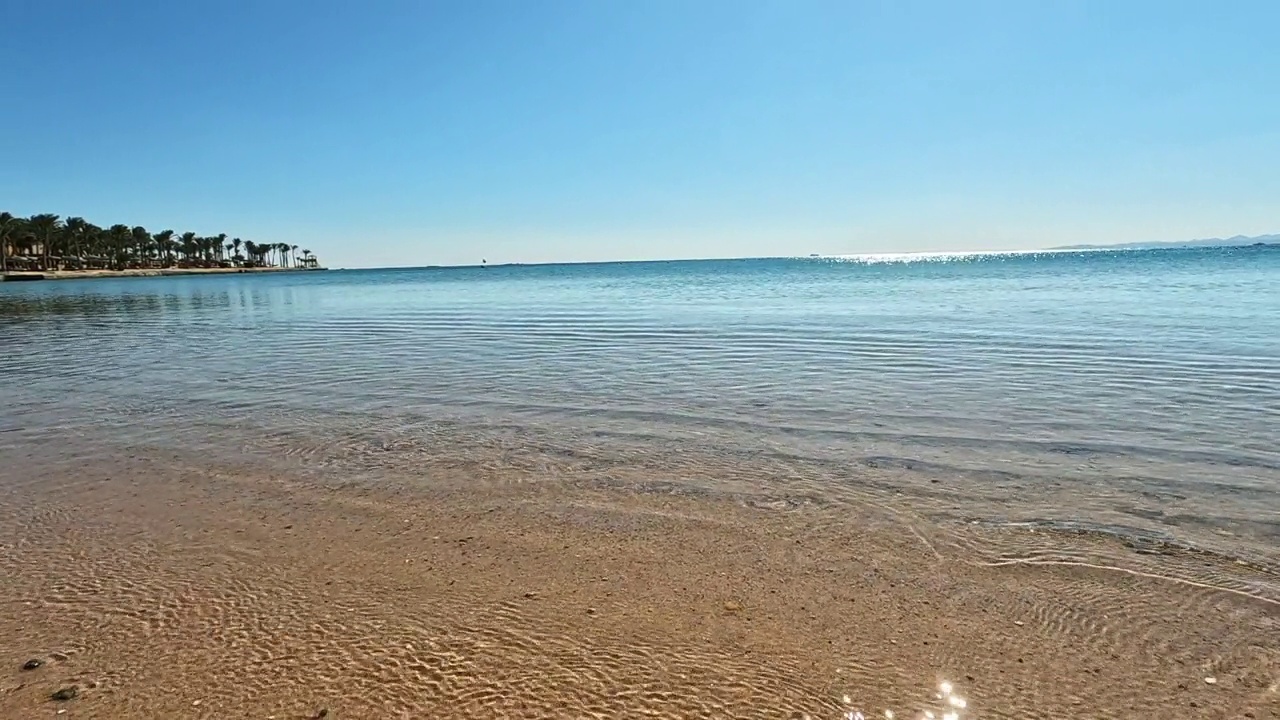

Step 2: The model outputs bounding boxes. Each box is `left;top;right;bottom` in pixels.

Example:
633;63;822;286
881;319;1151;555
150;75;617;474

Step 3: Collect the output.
830;681;970;720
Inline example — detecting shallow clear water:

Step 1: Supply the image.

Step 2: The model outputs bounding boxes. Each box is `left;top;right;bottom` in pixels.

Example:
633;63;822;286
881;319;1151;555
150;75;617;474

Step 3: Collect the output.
2;247;1278;561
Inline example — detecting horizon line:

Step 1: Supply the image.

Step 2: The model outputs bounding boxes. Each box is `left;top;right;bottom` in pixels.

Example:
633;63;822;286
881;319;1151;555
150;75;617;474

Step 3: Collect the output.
330;238;1276;271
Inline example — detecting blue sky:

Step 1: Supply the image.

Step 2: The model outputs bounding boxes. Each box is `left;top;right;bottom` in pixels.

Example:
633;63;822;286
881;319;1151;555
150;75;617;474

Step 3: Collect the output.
2;1;1277;267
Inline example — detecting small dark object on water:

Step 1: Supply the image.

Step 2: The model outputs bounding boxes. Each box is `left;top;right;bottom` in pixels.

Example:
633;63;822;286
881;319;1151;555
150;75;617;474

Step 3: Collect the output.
50;686;78;702
22;658;43;671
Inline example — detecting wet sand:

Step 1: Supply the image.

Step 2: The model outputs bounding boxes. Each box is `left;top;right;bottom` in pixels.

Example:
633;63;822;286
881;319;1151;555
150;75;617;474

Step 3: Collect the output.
1;449;1277;719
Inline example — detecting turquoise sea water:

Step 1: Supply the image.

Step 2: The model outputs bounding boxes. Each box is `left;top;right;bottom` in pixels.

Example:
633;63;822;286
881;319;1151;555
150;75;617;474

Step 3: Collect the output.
2;246;1278;565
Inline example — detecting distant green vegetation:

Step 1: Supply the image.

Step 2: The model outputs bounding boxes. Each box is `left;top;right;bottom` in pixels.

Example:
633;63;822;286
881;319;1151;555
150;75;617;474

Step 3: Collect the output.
0;211;317;272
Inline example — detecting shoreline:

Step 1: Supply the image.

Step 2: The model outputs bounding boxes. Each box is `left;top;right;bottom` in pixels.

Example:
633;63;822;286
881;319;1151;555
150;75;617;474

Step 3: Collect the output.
0;445;1275;718
0;266;326;282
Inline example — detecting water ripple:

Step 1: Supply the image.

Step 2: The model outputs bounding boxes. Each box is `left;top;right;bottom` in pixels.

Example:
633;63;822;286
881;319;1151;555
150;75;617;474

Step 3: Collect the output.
2;250;1277;563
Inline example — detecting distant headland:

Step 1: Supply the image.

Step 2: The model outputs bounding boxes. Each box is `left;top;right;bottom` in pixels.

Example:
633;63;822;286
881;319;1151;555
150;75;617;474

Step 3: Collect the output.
1053;233;1279;251
1;210;322;281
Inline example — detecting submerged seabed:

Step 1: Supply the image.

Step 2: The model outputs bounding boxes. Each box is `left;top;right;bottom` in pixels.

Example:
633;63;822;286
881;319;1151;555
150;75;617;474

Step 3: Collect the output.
2;245;1277;573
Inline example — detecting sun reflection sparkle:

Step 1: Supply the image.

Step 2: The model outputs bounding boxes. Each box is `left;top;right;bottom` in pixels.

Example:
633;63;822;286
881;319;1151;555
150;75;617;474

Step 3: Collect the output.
818;678;970;720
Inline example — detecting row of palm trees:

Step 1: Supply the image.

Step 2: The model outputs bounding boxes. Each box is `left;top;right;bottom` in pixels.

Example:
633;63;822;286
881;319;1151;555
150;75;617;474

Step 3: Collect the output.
0;211;317;273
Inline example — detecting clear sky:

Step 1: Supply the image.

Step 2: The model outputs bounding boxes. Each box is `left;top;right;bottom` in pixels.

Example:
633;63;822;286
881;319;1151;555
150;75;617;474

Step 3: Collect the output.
2;1;1277;267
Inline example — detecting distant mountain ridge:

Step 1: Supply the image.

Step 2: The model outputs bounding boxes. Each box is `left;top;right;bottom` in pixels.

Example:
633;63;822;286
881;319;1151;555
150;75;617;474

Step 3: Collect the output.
1054;234;1280;250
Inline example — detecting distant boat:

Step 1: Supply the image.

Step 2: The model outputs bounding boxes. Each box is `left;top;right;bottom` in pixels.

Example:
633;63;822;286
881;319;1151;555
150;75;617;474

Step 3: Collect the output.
481;258;487;269
809;253;821;258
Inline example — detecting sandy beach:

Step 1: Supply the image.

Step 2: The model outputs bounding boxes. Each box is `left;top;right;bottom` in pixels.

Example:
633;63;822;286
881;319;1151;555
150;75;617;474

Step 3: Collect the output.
1;444;1275;719
3;1;1276;716
1;267;324;281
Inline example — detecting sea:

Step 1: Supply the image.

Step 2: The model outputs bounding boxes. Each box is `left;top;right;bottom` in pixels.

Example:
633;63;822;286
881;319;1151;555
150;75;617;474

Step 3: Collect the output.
2;246;1278;573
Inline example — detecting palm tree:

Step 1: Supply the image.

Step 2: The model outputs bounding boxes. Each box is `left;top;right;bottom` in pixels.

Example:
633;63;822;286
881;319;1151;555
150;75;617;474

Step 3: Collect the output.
79;222;104;266
0;212;24;273
63;217;89;263
213;234;227;264
107;225;132;270
3;209;319;272
154;230;176;266
130;226;152;266
26;214;63;270
179;232;197;264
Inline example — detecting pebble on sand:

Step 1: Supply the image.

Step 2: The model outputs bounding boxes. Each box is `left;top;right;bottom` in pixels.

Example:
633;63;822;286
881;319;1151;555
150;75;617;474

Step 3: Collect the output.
21;658;43;671
50;686;79;702
1204;677;1217;685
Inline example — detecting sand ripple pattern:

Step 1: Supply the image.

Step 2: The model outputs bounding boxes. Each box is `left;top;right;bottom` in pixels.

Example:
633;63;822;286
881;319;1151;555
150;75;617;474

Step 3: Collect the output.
2;446;1278;718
